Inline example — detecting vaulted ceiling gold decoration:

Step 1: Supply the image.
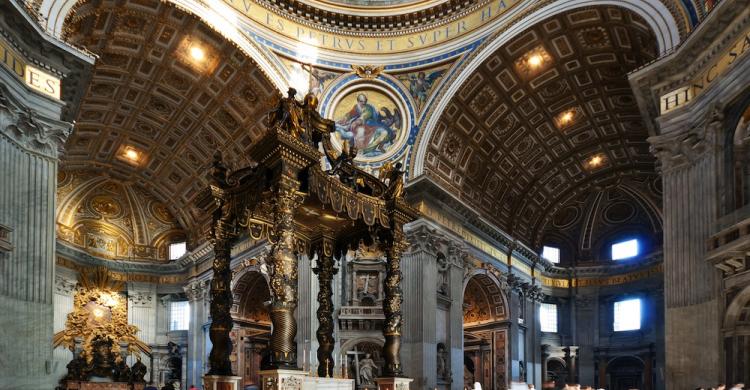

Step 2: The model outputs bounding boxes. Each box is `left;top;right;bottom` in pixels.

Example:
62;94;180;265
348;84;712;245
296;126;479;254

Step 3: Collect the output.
56;170;185;262
424;6;661;247
463;274;507;324
61;0;280;237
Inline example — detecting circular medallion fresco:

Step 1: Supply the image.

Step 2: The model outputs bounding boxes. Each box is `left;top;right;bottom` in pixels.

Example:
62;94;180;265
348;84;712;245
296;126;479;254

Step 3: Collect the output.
90;196;123;218
329;84;408;162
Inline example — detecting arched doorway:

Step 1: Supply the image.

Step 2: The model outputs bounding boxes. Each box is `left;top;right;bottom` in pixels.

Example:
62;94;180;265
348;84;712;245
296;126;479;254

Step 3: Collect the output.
723;284;750;384
463;272;509;390
339;339;384;390
606;356;644;390
231;269;271;388
546;358;567;388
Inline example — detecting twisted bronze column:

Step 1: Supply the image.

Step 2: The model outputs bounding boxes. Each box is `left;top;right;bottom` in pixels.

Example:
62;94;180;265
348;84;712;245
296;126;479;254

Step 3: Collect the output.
312;237;337;377
207;152;237;376
268;184;304;369
207;237;234;375
382;228;407;377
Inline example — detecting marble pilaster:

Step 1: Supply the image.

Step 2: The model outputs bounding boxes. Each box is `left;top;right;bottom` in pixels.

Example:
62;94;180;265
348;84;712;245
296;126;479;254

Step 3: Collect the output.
185;279;210;387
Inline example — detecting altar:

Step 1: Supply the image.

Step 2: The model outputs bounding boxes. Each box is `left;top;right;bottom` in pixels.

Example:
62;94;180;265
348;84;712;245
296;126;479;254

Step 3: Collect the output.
62;381;145;390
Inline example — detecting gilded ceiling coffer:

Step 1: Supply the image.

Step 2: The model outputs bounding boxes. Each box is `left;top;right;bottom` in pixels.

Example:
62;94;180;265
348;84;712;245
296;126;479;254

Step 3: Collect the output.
202;87;418;377
311;233;337;377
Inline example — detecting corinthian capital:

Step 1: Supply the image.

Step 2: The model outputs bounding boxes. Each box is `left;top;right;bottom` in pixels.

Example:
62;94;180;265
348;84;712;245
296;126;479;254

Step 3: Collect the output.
404;224;448;256
649;104;724;172
0;89;71;158
184;280;209;302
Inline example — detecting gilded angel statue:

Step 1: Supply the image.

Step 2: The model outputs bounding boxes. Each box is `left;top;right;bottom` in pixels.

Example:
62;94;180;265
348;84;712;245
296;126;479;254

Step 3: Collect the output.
379;161;405;199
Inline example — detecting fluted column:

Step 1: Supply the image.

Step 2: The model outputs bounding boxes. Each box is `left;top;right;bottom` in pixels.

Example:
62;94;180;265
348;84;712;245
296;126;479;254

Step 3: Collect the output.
0;73;76;389
185;280;209;385
448;246;466;390
312;235;336;377
401;234;436;387
649;111;722;388
268;184;304;368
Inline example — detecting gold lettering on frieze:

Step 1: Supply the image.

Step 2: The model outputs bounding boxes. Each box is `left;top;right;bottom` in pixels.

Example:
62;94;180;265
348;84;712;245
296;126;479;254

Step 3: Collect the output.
222;0;520;54
416;201;511;265
0;37;61;100
660;28;750;114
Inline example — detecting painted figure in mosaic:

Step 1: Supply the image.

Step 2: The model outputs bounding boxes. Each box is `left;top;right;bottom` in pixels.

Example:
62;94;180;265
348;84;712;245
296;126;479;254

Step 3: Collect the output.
406;70;444;107
335;93;398;156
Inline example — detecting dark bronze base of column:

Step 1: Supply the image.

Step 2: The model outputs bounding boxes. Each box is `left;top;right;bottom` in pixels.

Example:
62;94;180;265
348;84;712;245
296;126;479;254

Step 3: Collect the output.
265;352;299;370
382;335;403;377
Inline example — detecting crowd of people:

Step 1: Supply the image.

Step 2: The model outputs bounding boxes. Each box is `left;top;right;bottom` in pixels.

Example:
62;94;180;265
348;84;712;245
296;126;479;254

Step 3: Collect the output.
695;384;745;390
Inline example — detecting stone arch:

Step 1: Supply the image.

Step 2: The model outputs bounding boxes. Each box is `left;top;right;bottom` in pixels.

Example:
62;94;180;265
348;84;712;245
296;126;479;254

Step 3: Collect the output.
723;88;750;212
340;338;385;386
546;357;568;388
339;337;384;355
39;0;286;91
724;283;750;330
606;355;646;390
463;269;509;322
231;258;269;292
723;284;750;384
411;0;679;178
230;267;271;387
231;267;271;324
607;355;645;366
463;269;510;389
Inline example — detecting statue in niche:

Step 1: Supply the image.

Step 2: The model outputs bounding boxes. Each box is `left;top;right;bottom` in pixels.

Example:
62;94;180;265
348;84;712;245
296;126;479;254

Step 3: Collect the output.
358;353;378;387
131;356;148;383
436;253;449;295
437;343;451;381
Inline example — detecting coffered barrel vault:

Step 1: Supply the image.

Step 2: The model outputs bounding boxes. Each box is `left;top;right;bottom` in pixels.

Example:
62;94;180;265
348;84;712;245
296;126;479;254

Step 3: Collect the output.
61;0;281;238
422;6;660;247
